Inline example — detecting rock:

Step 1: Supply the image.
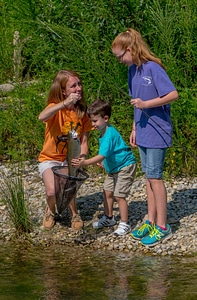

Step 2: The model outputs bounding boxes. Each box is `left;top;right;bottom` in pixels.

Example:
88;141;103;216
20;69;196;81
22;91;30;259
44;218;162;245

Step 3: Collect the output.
0;83;15;92
0;162;197;256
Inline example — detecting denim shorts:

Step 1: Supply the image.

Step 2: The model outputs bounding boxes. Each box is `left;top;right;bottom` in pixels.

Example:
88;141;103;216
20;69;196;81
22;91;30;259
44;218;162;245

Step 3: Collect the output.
138;146;166;179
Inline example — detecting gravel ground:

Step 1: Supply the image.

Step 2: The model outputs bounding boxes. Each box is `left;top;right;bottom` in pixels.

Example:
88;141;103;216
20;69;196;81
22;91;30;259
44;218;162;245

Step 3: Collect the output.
0;162;197;256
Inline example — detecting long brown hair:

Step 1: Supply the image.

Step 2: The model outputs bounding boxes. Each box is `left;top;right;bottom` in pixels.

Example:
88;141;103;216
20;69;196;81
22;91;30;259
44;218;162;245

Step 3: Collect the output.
112;28;165;69
47;70;87;118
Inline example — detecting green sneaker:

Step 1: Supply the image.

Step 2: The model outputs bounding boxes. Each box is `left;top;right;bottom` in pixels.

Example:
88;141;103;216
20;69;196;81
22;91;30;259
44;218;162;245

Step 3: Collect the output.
131;220;153;240
141;224;172;247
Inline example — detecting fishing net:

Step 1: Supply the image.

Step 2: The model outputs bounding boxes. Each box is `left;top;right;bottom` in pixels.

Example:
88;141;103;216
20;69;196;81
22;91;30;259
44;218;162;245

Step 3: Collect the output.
52;165;89;215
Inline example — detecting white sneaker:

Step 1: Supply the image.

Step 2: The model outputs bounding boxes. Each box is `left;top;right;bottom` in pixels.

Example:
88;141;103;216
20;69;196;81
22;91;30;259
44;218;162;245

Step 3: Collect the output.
114;222;131;236
93;215;117;229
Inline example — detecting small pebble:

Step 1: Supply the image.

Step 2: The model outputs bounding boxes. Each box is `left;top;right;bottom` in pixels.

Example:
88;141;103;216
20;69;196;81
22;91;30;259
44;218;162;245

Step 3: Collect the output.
0;162;197;256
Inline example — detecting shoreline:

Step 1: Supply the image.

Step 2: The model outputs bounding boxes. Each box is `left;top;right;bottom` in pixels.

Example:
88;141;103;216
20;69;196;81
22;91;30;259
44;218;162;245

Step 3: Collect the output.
0;162;197;256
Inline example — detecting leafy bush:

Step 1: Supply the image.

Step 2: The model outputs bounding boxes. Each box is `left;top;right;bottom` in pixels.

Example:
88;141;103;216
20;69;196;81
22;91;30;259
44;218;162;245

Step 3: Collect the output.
0;0;197;177
164;89;197;177
0;82;46;161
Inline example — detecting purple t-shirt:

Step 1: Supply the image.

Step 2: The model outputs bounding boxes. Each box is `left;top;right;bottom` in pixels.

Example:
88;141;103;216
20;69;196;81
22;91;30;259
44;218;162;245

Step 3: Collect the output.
128;61;176;148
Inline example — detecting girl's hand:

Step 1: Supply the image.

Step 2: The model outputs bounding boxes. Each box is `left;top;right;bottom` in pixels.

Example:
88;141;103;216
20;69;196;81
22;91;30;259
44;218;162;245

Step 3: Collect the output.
63;93;81;108
130;130;137;147
130;98;144;109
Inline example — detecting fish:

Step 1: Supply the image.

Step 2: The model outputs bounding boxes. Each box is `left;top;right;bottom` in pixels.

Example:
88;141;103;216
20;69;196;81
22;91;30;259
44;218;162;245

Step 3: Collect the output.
53;128;82;215
67;129;81;177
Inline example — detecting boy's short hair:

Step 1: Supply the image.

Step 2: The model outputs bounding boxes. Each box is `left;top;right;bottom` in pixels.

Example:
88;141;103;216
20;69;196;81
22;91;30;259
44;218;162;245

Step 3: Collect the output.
87;98;111;118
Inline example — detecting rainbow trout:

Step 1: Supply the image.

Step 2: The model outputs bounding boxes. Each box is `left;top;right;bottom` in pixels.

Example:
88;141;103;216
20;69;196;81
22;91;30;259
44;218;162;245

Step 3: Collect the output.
67;129;81;176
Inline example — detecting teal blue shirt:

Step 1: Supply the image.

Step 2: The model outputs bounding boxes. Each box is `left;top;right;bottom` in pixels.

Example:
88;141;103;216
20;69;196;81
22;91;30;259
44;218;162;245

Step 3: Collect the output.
98;125;136;174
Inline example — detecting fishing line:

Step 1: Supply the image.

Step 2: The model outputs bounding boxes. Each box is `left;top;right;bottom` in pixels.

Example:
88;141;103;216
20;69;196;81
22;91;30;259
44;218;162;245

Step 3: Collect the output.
37;19;197;161
95;68;197;161
38;19;62;39
37;19;170;135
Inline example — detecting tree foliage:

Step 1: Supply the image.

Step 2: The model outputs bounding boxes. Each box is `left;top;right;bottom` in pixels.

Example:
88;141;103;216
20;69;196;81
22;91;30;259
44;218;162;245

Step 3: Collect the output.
0;0;197;177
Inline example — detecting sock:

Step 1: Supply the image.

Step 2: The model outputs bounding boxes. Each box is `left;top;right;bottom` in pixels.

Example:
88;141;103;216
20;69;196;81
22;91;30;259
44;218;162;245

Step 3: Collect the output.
105;215;113;219
158;225;167;231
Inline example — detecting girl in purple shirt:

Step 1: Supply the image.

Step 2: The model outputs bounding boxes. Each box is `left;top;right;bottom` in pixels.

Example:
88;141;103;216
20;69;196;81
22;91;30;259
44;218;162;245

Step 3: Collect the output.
112;28;178;247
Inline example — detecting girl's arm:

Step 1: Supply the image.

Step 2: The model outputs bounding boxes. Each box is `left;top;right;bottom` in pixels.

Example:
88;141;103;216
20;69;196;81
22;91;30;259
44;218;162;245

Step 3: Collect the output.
130;90;178;109
38;93;79;122
130;122;137;147
38;102;65;122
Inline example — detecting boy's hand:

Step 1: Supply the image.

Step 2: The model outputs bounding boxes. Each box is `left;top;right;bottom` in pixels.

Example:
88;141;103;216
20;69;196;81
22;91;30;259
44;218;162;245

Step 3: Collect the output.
96;162;104;169
71;158;84;168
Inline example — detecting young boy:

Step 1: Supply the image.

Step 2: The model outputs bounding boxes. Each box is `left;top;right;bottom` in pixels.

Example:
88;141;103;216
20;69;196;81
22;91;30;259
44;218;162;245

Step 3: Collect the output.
72;99;136;236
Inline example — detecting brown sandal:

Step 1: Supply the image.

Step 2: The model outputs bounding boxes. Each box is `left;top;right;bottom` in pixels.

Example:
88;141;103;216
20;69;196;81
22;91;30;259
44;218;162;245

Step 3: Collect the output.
43;206;55;230
71;214;83;230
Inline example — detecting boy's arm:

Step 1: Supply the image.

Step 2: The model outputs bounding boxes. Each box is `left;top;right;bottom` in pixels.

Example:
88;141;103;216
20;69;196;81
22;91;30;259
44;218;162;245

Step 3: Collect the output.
72;155;104;168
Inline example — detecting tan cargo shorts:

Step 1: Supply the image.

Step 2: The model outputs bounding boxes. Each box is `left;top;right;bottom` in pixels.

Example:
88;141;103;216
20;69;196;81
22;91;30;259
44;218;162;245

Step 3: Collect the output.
103;163;136;198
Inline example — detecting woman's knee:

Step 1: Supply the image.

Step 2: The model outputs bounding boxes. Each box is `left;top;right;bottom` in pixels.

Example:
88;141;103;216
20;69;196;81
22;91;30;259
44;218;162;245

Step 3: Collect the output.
46;188;55;198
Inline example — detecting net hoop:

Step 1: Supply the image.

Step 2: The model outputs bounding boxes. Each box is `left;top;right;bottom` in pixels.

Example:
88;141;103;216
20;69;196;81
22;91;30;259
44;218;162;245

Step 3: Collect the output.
52;165;89;181
52;165;89;215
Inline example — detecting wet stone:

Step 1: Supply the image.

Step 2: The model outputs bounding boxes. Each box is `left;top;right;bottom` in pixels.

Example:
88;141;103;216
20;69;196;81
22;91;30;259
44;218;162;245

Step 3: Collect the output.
0;162;197;256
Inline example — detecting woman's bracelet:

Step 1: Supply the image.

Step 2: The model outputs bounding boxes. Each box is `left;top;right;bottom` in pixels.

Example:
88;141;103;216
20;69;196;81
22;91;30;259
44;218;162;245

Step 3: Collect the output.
132;128;136;131
63;100;67;108
79;154;87;158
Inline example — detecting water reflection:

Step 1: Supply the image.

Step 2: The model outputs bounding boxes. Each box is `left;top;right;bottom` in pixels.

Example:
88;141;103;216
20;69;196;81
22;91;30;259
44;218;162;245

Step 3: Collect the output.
0;243;197;300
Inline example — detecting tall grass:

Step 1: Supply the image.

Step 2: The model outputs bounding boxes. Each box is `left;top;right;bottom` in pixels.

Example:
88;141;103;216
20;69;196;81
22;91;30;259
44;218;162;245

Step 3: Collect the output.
0;0;197;177
1;0;196;88
0;165;32;233
147;0;197;86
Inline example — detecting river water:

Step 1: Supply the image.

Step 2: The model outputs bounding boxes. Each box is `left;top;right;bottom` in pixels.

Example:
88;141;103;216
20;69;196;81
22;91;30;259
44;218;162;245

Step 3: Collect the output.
0;243;196;300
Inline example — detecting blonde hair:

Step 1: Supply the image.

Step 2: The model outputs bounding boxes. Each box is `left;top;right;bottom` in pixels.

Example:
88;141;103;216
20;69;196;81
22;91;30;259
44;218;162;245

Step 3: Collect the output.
47;70;86;118
112;28;165;69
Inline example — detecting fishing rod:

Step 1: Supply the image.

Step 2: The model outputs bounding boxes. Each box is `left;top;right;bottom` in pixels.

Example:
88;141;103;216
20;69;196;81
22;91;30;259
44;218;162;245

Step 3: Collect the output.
95;66;197;161
37;19;171;136
37;19;197;161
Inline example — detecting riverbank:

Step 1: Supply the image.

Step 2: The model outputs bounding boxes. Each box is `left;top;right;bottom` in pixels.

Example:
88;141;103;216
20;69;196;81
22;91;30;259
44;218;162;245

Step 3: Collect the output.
0;162;197;256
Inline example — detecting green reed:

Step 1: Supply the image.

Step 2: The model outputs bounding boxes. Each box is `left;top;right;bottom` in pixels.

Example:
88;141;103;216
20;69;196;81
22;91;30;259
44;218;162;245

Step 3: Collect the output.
0;165;32;234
